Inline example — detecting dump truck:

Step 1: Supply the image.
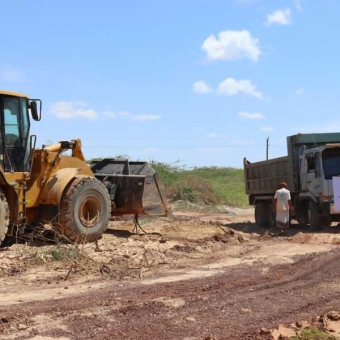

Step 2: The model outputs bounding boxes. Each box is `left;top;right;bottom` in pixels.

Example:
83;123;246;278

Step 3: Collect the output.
0;90;167;246
244;133;340;230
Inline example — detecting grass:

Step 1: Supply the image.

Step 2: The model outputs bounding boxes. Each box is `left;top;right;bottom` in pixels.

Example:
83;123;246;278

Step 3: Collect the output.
42;247;80;262
289;328;339;340
189;166;247;207
152;162;248;207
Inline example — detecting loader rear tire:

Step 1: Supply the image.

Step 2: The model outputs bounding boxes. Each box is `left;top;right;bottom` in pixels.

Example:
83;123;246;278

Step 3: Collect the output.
59;177;111;243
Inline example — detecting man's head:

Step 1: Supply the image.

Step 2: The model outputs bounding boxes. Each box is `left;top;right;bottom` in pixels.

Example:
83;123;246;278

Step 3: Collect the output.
279;182;288;189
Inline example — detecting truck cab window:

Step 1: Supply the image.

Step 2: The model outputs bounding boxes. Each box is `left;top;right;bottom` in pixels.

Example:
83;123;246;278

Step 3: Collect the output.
322;148;340;180
307;155;315;173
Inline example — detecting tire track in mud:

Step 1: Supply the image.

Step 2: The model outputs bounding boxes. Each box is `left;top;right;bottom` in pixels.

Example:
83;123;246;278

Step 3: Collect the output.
2;247;340;339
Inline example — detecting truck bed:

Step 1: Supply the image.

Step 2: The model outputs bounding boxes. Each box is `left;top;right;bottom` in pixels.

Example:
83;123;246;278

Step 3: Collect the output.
243;156;292;195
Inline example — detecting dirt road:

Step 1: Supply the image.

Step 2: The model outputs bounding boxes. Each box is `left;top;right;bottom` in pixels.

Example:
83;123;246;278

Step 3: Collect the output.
1;207;340;340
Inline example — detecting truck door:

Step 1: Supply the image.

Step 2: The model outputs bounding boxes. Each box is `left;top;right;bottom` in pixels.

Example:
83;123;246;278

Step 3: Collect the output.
322;147;340;199
304;152;323;199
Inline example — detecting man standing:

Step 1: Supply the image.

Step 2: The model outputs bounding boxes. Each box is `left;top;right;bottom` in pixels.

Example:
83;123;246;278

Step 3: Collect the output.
273;182;294;230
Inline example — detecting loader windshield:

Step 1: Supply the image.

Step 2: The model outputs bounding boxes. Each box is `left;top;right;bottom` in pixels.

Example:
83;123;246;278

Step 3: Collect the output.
322;148;340;180
0;95;30;172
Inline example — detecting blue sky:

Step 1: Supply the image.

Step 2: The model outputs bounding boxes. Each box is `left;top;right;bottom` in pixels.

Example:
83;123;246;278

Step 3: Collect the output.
0;0;339;168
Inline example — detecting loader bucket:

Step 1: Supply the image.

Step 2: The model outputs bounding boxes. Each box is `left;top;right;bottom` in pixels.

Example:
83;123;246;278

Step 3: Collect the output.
90;159;167;217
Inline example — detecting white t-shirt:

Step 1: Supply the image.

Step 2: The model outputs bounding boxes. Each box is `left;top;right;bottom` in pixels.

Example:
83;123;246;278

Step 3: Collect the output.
274;188;291;212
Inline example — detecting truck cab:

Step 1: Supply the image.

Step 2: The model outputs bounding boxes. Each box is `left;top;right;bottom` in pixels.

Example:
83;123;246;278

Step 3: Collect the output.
300;144;340;222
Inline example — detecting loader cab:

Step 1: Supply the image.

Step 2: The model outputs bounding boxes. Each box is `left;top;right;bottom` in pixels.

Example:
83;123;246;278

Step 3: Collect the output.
0;91;41;172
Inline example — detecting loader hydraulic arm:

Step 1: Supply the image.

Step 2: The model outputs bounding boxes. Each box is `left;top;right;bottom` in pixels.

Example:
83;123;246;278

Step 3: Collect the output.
43;139;86;163
66;139;86;162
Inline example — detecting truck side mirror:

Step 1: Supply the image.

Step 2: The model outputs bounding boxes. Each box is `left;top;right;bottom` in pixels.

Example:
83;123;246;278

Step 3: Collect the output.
315;154;321;178
300;158;307;174
315;169;320;178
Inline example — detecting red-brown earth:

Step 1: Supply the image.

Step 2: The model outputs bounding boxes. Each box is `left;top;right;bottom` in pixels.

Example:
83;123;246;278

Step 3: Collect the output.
1;205;340;340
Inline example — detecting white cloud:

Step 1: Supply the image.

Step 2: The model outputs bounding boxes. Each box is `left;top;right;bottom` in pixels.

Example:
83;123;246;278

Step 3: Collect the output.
103;110;129;118
192;81;213;94
201;30;261;62
261;127;274;131
295;88;304;95
292;0;302;11
133;114;161;121
217;78;263;99
265;9;292;26
49;101;98;120
103;111;115;118
238;112;265;120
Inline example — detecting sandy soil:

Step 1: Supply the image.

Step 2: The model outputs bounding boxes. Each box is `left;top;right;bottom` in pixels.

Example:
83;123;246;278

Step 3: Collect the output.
1;206;340;339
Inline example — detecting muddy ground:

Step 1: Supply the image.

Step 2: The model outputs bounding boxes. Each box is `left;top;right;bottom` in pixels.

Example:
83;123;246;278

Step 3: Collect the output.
1;204;340;340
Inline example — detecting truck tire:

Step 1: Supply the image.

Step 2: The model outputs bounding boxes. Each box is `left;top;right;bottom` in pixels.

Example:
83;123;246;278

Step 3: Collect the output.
59;177;111;243
308;201;320;231
322;216;332;229
267;203;276;228
255;202;269;227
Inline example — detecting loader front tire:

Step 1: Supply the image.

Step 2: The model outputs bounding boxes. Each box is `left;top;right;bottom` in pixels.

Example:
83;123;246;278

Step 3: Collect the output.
0;219;7;246
0;199;9;246
59;177;111;243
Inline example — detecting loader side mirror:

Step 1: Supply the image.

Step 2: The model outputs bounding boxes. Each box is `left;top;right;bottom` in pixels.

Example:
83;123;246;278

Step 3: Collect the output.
29;101;39;121
28;99;42;121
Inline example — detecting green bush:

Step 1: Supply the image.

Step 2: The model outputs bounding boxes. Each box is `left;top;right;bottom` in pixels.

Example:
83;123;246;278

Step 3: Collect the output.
289;328;339;340
152;162;248;207
42;247;79;262
170;175;217;205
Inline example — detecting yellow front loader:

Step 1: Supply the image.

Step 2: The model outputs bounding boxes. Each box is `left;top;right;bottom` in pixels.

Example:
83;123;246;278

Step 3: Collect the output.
0;90;167;245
